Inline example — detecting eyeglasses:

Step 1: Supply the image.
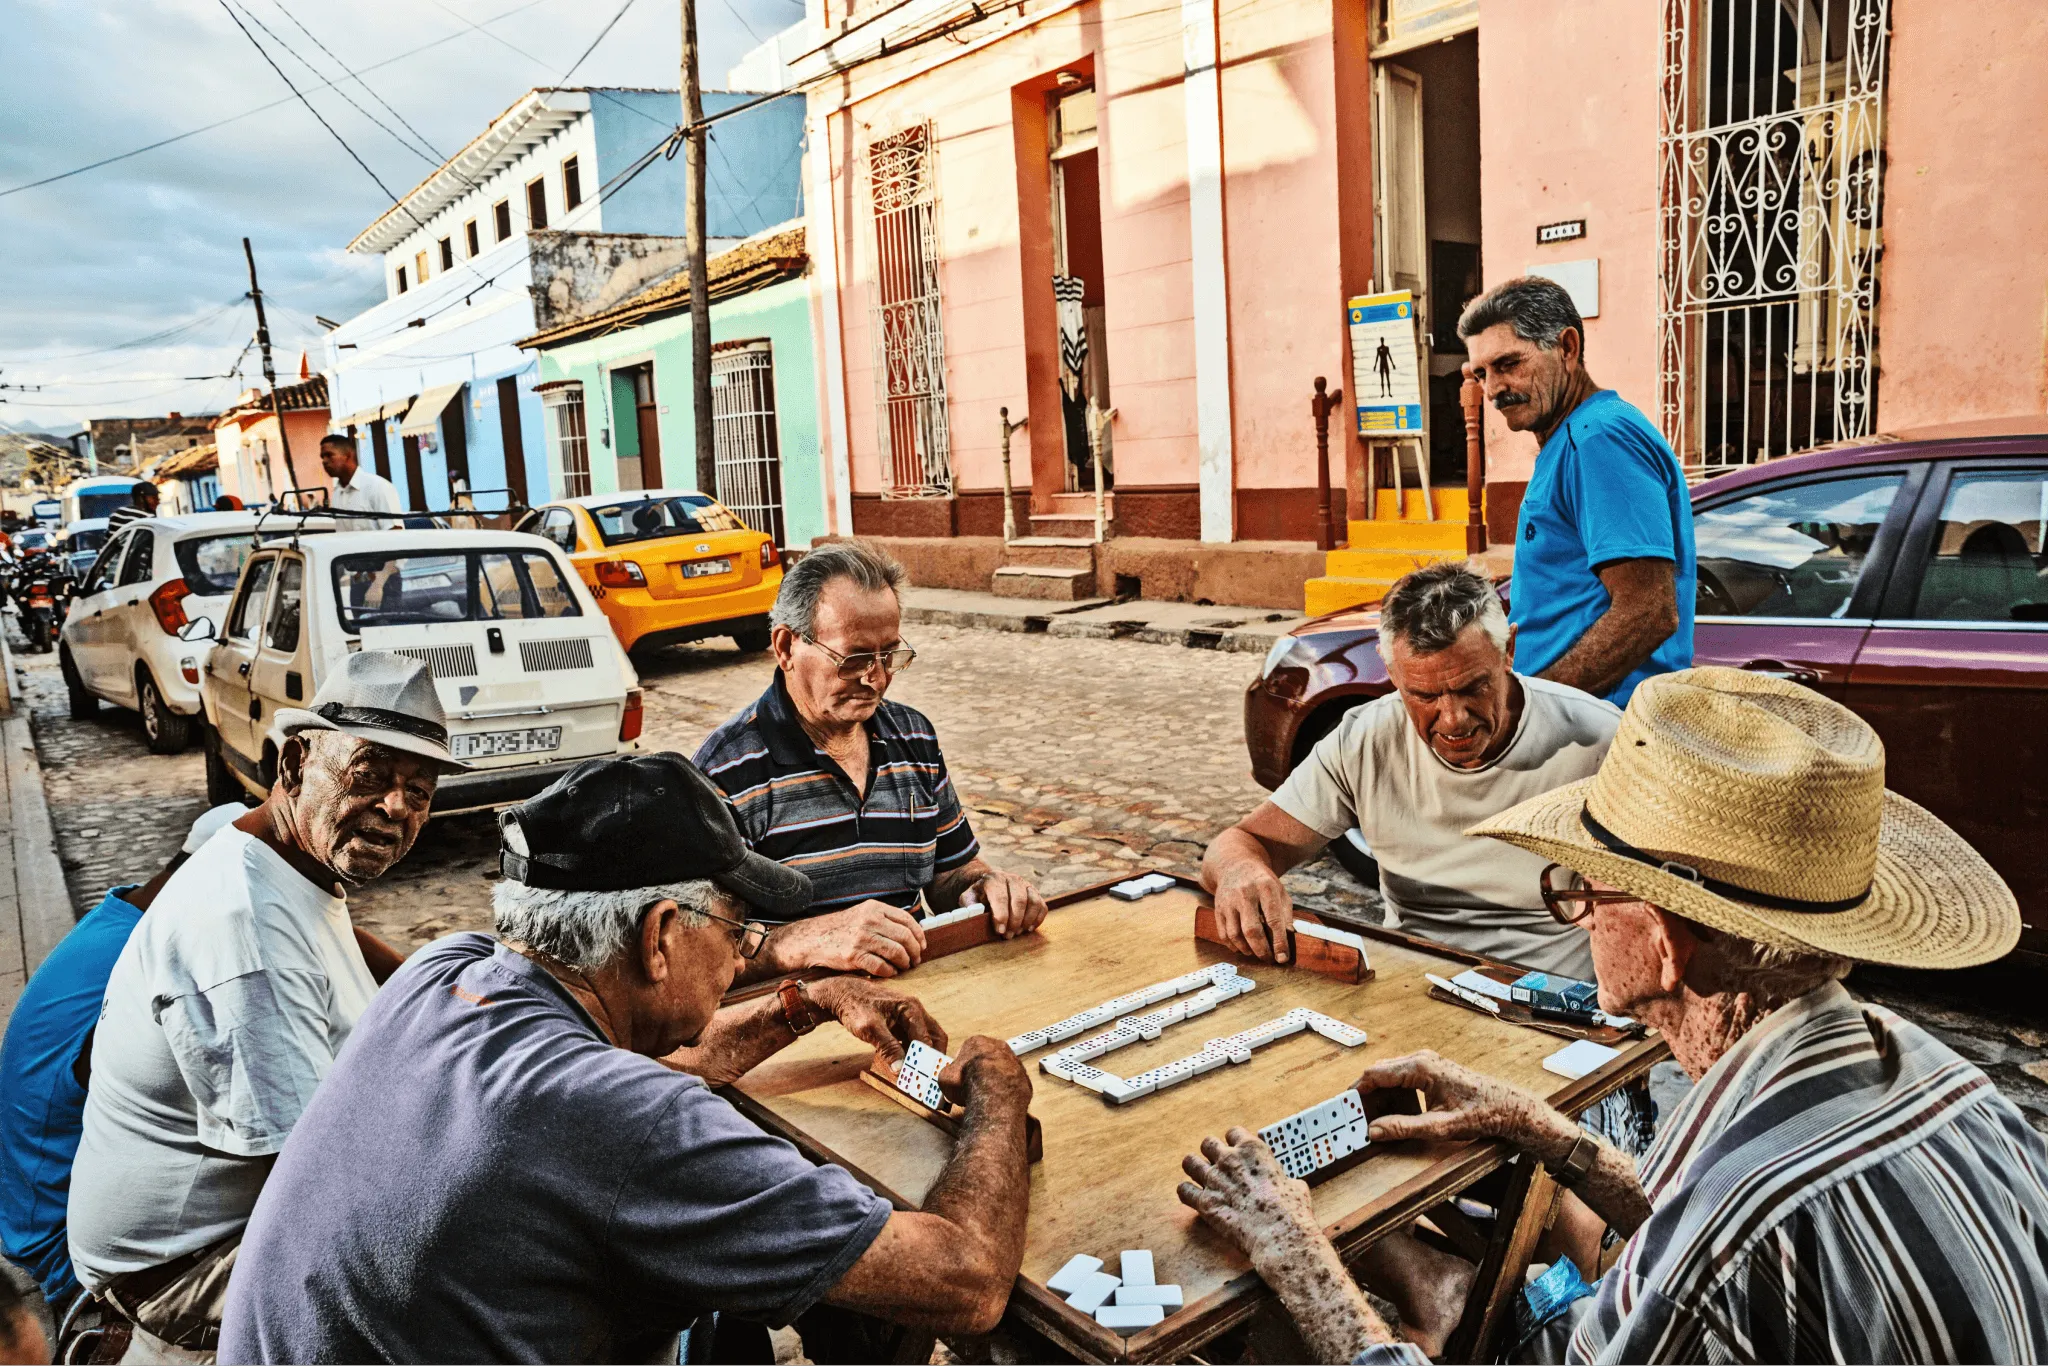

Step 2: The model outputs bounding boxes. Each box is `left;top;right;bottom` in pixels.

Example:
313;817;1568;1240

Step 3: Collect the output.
1539;864;1640;926
700;906;770;959
801;634;917;681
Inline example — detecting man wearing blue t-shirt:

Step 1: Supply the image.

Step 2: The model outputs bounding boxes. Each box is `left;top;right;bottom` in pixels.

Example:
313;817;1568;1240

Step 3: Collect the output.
1458;277;1694;704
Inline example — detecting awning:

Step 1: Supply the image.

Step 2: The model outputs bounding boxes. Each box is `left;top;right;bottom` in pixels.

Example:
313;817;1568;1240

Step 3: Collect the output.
397;383;464;438
534;379;584;406
338;406;383;429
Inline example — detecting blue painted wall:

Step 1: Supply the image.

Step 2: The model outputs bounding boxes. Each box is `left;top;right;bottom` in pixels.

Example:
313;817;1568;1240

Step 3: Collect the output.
592;91;804;240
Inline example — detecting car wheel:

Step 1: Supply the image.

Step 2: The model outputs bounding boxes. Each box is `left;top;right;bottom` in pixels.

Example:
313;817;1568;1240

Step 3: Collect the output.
138;672;193;755
202;725;247;806
731;626;771;653
59;646;99;719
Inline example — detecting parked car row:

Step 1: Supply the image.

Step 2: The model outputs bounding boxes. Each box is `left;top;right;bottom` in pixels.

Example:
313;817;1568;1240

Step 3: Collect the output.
1246;424;2048;971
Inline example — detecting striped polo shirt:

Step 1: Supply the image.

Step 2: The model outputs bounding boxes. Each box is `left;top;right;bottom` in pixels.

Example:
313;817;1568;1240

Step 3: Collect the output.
1352;980;2048;1365
693;674;980;919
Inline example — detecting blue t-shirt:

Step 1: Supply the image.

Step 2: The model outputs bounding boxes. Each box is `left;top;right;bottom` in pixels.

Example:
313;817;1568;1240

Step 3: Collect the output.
220;933;892;1365
0;887;145;1302
1511;390;1696;704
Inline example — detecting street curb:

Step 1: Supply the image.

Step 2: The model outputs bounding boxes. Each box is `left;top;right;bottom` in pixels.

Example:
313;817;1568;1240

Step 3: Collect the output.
0;628;76;1030
900;603;1294;655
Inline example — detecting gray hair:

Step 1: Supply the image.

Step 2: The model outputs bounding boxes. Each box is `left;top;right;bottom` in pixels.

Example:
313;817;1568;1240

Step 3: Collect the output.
1375;562;1509;661
770;541;907;637
492;877;718;971
1686;920;1853;1008
1456;275;1586;356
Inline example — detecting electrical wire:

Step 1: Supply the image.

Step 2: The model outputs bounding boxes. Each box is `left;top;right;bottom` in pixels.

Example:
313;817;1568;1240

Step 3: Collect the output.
215;0;427;230
0;298;250;362
558;0;641;85
227;0;444;171
0;0;551;200
264;0;449;163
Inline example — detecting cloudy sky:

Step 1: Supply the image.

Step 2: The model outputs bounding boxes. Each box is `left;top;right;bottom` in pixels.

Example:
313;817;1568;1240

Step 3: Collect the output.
0;0;798;433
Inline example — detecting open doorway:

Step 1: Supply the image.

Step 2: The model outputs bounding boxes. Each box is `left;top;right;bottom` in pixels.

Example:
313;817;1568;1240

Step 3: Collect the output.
609;363;664;491
1373;29;1482;488
1049;83;1112;491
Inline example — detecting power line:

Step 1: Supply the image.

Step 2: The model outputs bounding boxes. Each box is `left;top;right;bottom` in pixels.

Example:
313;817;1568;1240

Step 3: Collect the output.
227;0;443;171
0;298;250;363
559;0;641;84
213;0;426;231
0;0;551;200
265;0;449;163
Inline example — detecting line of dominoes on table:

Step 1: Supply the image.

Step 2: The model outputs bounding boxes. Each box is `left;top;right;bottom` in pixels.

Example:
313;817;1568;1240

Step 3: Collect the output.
999;964;1372;1105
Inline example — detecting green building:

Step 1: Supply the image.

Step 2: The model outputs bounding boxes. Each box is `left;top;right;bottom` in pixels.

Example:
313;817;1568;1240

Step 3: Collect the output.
520;224;821;549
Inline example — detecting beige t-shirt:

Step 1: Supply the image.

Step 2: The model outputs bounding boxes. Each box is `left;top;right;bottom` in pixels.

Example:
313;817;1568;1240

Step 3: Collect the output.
1272;675;1620;977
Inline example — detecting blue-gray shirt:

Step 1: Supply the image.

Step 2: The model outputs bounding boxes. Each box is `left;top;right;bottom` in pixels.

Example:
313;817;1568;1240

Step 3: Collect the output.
219;933;891;1364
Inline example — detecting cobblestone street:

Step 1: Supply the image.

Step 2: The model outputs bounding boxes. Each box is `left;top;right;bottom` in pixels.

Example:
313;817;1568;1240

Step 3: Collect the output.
16;621;2046;1132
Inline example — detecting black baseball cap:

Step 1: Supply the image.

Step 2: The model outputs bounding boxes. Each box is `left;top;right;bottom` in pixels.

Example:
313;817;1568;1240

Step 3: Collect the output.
498;752;812;918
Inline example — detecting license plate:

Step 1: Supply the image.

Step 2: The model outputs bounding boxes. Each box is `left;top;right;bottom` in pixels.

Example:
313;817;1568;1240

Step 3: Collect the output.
681;557;732;579
452;726;562;759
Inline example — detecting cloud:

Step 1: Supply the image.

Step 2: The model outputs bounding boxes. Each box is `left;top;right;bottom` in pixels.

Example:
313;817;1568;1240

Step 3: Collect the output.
0;0;803;427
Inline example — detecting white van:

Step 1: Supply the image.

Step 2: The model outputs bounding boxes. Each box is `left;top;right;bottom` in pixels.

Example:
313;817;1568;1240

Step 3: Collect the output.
190;527;642;812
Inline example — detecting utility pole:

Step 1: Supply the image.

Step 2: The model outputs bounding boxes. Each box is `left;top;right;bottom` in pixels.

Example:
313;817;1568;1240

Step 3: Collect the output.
681;0;716;495
243;237;292;501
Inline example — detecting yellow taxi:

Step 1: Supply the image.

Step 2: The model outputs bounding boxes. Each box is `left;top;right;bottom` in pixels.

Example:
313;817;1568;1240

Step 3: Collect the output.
515;490;782;656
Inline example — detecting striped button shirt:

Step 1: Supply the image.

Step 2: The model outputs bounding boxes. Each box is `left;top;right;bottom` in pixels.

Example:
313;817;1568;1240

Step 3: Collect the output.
693;674;980;919
1357;981;2048;1365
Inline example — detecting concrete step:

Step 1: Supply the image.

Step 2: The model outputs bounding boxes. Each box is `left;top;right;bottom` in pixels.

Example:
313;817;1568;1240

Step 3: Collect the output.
1005;537;1097;570
1028;514;1112;539
1344;518;1472;553
1048;491;1114;516
1323;546;1462;579
991;565;1098;601
1370;488;1470;521
1303;575;1399;618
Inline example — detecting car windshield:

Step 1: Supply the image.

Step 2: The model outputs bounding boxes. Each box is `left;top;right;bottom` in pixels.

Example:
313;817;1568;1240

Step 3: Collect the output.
75;492;132;521
14;531;51;552
587;495;745;546
332;549;582;631
175;533;261;596
66;529;107;552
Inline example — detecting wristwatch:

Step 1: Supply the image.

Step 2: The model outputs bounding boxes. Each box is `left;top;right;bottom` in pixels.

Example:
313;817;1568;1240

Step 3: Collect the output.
778;979;821;1035
1544;1133;1599;1190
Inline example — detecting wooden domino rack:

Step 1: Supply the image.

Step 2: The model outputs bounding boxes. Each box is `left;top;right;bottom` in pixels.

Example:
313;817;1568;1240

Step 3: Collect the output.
722;876;1667;1363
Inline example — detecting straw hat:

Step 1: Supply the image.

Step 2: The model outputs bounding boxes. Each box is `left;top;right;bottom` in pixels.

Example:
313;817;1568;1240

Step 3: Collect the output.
1470;666;2018;969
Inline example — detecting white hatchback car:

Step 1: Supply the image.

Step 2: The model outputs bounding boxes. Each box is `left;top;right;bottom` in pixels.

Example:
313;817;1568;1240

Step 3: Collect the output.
60;513;322;754
190;526;643;813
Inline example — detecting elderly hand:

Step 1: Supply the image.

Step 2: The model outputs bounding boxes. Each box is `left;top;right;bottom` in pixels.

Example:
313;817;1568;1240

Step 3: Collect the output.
1210;861;1294;964
807;977;947;1070
936;1035;1032;1109
1177;1128;1322;1268
961;870;1048;938
774;901;928;977
1354;1050;1574;1160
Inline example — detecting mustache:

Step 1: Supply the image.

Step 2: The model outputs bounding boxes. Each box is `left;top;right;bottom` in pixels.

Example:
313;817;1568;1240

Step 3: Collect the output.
1492;391;1530;410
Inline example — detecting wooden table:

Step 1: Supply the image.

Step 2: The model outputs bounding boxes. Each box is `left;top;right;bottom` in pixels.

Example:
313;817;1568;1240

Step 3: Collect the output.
726;882;1667;1363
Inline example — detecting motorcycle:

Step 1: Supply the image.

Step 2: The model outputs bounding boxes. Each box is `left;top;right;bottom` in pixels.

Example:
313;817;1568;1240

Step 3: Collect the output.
12;552;63;653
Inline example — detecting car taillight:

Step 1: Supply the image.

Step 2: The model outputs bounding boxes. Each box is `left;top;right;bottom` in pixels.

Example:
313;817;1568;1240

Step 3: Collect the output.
149;580;193;635
596;560;647;588
759;541;780;570
620;688;644;743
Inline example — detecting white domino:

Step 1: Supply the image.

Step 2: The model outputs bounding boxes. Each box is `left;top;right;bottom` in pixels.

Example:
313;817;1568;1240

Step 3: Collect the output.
1295;921;1369;958
1113;1284;1183;1307
1259;1090;1375;1180
920;904;985;930
1302;1012;1369;1047
895;1069;946;1110
1118;1250;1154;1287
1064;1270;1120;1313
1047;1254;1103;1296
901;1040;949;1079
1095;1303;1165;1334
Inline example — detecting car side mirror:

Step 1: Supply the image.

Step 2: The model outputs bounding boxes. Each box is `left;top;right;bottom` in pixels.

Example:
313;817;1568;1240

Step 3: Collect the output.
177;617;217;642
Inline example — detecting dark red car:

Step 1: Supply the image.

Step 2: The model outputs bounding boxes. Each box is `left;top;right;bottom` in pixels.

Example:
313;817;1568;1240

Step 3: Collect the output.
1247;421;2048;969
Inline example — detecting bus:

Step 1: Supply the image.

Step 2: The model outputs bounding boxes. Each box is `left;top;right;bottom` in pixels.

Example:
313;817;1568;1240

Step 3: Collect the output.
63;475;144;525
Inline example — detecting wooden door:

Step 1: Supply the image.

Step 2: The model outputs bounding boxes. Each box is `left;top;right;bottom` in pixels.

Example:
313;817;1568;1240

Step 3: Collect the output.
497;375;529;508
633;366;663;489
402;434;426;512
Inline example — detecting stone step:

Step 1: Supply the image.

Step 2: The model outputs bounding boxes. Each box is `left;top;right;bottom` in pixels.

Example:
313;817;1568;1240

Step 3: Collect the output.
1028;513;1113;539
1048;491;1114;515
1369;488;1470;521
991;565;1097;601
1303;575;1399;618
1005;537;1097;570
1344;518;1472;553
1323;546;1462;580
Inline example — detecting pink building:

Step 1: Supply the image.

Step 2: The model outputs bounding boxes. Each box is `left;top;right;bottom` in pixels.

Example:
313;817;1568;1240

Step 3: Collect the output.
774;0;2048;608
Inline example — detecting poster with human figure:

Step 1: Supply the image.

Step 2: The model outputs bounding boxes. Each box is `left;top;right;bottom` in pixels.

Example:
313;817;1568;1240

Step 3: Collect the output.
1346;291;1424;436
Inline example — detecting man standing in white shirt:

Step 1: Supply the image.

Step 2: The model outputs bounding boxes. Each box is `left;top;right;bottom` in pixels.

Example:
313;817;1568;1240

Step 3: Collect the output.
317;434;402;529
67;653;460;1360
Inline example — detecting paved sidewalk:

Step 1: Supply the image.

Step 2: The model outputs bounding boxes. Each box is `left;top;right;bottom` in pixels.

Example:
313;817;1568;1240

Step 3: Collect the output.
0;629;79;1035
901;586;1314;655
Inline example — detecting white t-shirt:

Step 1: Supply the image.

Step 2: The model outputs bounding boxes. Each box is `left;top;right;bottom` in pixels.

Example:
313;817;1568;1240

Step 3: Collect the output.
68;828;376;1289
331;467;403;529
1272;675;1620;978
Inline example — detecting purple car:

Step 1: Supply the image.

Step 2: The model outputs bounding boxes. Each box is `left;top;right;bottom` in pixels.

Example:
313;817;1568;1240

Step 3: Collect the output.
1247;419;2048;970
